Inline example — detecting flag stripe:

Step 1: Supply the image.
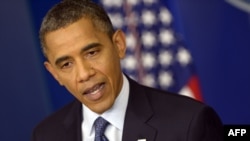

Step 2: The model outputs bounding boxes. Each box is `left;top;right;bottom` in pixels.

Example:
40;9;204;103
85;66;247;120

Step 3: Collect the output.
188;75;203;101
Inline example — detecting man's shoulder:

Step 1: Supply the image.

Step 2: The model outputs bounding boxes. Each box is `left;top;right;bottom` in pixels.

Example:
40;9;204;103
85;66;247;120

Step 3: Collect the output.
129;77;205;110
144;85;204;107
128;80;223;140
140;84;222;125
32;100;82;140
131;79;210;116
33;100;81;132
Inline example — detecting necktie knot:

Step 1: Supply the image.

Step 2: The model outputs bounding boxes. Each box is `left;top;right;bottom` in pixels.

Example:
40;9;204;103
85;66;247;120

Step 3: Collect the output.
94;117;109;141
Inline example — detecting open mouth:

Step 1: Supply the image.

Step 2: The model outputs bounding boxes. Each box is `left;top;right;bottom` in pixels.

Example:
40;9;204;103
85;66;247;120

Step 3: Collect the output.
83;82;105;95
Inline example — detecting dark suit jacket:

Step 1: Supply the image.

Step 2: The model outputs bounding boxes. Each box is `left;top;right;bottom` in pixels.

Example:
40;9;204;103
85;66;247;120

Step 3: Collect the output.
32;77;223;141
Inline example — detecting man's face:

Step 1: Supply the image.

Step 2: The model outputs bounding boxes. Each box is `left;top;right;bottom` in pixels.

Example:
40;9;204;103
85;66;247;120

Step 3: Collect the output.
44;18;126;114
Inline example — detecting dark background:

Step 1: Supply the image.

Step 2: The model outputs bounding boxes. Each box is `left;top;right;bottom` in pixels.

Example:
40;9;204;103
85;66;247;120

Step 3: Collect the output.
0;0;249;140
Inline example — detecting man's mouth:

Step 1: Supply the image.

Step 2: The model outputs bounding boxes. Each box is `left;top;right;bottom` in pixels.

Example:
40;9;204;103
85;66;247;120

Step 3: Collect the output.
83;82;105;95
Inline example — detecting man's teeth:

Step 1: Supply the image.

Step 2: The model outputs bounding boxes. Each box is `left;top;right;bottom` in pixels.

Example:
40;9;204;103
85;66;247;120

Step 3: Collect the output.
90;86;100;95
86;83;104;95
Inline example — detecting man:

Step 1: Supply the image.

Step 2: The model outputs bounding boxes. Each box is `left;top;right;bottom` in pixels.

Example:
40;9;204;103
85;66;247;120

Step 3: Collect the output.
32;0;223;141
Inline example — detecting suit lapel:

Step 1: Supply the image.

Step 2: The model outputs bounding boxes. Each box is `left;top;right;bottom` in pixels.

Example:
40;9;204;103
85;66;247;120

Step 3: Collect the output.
122;78;157;141
61;100;83;141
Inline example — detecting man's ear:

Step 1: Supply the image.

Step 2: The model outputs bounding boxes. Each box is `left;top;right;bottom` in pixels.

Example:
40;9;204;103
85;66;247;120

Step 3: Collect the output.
44;61;63;86
112;30;126;59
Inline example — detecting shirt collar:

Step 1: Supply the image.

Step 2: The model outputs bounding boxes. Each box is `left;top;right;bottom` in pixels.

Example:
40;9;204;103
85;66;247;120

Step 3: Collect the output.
82;74;130;135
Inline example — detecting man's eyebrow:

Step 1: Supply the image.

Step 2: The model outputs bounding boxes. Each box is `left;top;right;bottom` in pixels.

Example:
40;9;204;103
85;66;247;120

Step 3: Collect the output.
54;56;71;66
80;42;102;53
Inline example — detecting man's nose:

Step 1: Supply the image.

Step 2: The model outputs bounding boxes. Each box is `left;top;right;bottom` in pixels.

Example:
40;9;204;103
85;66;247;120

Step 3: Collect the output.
76;61;96;82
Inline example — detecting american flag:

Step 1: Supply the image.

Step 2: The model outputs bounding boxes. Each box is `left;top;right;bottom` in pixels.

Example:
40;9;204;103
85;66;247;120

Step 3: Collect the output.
100;0;202;101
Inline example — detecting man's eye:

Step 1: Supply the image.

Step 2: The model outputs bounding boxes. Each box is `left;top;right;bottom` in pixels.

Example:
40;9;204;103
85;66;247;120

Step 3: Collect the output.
61;62;72;69
89;51;97;55
87;50;98;57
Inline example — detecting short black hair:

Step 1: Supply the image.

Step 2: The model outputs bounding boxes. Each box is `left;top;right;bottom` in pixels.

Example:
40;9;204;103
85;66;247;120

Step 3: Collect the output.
39;0;114;58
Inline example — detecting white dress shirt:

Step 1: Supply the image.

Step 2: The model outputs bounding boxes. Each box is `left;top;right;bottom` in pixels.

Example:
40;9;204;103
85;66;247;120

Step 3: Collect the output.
82;74;130;141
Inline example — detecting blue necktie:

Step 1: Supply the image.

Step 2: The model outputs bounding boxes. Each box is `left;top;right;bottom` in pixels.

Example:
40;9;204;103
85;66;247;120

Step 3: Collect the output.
94;117;109;141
